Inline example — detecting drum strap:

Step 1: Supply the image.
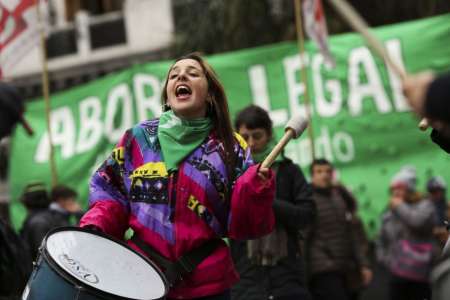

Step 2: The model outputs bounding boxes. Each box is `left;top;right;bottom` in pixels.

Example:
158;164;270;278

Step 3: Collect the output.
131;235;222;287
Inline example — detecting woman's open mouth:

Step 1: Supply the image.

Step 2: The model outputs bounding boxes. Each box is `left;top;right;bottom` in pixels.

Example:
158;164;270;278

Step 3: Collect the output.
175;84;192;100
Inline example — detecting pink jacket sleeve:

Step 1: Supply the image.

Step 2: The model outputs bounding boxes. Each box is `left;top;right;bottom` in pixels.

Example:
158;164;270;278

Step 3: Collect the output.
227;155;276;240
79;130;131;239
80;201;129;239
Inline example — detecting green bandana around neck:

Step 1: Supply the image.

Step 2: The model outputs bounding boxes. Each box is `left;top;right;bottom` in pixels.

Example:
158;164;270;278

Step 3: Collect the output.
158;110;212;172
251;138;284;164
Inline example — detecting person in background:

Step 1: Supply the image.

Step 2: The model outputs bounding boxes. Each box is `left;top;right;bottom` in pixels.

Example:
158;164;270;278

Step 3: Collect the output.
403;72;450;126
0;82;33;299
0;81;33;139
20;184;82;260
19;182;51;259
49;185;84;226
406;71;450;297
0;217;32;300
307;159;372;300
430;204;450;300
427;176;448;226
403;72;450;153
79;53;276;300
426;176;449;250
230;105;315;300
376;169;438;300
333;184;371;300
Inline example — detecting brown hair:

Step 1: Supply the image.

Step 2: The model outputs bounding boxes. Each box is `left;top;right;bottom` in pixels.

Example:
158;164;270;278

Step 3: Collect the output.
161;53;236;171
21;181;50;209
310;158;333;175
51;185;78;203
234;105;273;137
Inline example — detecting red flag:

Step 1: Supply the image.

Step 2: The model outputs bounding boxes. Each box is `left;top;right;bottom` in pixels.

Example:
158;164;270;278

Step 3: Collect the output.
302;0;336;68
0;0;44;78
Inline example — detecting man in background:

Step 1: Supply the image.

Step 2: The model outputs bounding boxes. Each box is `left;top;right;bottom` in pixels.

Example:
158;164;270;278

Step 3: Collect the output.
19;182;51;259
20;184;83;259
307;159;372;300
49;185;84;226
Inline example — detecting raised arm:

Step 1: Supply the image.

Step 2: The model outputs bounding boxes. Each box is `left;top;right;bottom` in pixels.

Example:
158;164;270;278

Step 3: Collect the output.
227;139;275;240
393;199;436;232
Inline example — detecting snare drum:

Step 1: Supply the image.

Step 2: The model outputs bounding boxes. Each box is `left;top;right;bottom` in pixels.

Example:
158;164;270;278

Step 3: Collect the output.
22;227;168;300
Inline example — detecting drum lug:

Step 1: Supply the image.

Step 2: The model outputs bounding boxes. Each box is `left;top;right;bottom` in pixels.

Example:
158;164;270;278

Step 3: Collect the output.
31;255;43;280
74;284;84;300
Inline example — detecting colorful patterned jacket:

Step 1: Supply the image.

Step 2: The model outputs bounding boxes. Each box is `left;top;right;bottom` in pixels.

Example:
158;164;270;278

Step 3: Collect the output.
80;119;275;299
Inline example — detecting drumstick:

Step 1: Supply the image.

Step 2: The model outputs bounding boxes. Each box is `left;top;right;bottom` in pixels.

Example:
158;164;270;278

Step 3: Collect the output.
418;118;429;131
327;0;429;130
261;116;309;169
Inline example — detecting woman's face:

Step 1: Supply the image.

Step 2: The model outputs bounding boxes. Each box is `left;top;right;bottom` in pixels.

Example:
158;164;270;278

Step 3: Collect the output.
166;59;209;119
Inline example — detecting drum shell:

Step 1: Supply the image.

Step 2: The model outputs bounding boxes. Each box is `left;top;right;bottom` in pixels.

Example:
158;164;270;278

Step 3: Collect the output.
22;227;168;300
23;253;110;300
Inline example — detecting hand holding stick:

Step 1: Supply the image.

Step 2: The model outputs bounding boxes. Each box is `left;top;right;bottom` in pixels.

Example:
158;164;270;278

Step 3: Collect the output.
261;116;309;169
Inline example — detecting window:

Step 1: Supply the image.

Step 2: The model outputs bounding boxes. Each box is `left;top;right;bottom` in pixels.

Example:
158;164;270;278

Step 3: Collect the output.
65;0;123;22
46;27;77;58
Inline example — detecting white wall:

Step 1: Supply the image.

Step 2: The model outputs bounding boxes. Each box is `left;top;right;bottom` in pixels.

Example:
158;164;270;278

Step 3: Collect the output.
125;0;173;52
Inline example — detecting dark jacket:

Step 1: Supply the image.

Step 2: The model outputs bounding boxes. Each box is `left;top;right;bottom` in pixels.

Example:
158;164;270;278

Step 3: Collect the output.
425;72;450;125
231;158;315;300
20;205;81;260
307;187;369;277
430;129;450;153
0;219;32;298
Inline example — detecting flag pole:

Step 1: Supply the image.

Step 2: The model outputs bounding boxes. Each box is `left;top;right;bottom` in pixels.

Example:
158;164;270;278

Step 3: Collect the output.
326;0;429;130
294;0;316;160
36;0;58;186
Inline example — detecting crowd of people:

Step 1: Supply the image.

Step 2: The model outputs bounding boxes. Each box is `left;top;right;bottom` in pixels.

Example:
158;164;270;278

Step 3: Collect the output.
0;55;449;300
0;182;83;299
1;154;447;300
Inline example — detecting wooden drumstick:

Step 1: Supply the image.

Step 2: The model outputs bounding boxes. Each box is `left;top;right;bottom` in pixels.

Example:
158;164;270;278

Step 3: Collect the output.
261;116;309;169
418;118;429;131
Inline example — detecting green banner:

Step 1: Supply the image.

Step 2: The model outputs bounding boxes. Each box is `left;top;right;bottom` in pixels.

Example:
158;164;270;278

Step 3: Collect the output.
9;14;450;237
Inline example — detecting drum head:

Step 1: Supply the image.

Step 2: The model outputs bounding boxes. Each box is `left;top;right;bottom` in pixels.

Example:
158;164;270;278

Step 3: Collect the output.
45;228;167;300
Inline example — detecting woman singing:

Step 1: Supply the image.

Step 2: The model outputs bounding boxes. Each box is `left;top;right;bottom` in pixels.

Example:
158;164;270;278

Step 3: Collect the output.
80;53;275;300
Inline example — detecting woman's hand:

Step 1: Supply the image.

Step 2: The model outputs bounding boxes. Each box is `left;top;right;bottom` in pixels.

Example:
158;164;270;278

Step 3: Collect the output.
257;166;270;182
